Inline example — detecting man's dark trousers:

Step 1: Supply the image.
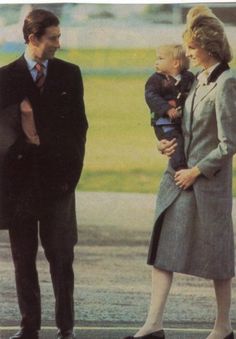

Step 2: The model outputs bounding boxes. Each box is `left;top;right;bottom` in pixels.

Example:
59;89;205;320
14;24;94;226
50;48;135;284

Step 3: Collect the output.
9;145;78;331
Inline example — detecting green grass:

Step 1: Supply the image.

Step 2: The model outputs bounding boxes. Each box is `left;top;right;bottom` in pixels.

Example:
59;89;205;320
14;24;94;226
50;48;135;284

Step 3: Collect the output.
0;48;156;71
1;48;236;194
78;75;168;193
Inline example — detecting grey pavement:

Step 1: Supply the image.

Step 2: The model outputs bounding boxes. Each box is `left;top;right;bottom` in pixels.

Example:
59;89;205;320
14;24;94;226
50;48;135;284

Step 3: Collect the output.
0;327;226;339
0;192;236;339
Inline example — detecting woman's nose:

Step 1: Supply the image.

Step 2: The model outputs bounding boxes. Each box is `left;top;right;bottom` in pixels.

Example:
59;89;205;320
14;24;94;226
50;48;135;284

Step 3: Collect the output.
185;49;191;58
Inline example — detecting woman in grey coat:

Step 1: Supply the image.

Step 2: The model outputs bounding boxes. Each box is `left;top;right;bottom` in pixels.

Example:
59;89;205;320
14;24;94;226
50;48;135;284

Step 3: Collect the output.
124;7;236;339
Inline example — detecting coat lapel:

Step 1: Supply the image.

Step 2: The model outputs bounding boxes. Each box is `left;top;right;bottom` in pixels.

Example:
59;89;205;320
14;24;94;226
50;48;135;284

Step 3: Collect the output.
184;80;197;134
10;55;40;101
192;82;217;112
185;62;230;160
41;58;61;97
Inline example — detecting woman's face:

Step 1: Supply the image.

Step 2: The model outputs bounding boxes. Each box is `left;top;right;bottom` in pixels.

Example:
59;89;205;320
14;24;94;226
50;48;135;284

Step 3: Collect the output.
185;41;212;69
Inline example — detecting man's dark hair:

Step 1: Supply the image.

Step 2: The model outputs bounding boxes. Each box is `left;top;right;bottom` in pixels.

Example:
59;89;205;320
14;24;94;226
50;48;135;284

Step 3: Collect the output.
23;9;60;44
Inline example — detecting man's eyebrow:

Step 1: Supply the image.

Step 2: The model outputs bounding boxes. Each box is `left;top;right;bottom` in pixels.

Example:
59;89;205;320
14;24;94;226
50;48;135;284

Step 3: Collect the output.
49;33;61;38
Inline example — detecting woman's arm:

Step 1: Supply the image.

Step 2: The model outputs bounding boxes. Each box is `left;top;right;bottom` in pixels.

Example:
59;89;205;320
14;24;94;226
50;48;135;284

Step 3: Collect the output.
158;139;200;189
196;76;236;178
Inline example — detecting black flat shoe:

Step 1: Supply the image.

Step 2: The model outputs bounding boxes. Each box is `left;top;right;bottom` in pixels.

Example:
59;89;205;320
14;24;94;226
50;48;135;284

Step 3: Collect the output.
57;329;76;339
123;329;165;339
224;332;234;339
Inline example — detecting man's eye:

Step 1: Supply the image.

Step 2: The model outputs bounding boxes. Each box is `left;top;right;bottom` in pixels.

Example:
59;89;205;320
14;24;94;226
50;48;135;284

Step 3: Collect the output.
49;36;60;41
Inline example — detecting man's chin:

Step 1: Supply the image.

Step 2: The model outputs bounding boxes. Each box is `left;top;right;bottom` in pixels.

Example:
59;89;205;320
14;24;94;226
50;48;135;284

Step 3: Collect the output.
44;52;57;60
48;54;56;60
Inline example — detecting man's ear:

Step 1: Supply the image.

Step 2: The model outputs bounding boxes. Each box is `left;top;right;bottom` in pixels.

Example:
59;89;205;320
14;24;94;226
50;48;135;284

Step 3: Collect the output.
28;33;40;46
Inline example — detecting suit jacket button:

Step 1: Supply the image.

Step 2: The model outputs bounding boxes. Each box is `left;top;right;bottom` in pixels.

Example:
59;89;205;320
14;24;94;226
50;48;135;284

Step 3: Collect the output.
17;154;23;160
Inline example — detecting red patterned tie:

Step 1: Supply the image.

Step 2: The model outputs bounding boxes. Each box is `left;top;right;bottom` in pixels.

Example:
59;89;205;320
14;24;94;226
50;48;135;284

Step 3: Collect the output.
35;63;46;92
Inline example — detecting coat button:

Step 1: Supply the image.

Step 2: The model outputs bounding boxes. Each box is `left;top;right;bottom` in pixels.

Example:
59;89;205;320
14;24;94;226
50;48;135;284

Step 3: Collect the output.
17;154;23;160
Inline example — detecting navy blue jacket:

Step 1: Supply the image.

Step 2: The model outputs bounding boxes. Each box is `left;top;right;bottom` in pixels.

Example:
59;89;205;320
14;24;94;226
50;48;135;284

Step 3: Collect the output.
145;70;195;126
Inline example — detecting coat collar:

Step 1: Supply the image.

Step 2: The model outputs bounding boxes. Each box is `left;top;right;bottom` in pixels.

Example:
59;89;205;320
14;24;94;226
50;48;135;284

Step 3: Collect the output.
191;62;230;112
207;62;229;84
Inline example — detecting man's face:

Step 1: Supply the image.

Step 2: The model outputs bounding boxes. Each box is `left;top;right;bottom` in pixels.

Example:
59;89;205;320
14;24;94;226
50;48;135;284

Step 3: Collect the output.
31;25;61;61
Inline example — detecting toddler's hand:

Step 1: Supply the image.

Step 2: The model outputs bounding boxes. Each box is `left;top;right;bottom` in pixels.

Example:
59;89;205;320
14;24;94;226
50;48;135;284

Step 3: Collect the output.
167;107;178;120
168;99;177;107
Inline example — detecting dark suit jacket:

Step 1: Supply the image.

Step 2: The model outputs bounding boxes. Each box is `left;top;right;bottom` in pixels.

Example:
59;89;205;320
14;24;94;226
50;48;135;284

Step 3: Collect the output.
0;55;88;229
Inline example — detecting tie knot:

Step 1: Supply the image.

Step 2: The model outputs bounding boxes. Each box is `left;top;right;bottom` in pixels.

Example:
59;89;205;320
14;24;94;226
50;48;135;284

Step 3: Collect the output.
35;63;44;73
35;63;46;91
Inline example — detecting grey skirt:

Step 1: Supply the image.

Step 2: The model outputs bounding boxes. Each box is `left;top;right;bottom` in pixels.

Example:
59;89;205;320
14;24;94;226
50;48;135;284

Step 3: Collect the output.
147;189;235;280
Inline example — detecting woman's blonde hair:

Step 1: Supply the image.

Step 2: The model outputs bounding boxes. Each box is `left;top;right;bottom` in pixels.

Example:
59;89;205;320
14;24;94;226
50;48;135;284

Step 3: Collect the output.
186;5;218;28
157;44;190;72
183;6;232;63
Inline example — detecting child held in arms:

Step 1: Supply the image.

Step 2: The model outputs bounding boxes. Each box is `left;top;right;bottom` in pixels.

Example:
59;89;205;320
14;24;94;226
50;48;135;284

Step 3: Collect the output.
145;44;194;170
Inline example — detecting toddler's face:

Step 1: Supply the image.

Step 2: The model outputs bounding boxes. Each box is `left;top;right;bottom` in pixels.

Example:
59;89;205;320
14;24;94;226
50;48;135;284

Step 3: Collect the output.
155;50;176;75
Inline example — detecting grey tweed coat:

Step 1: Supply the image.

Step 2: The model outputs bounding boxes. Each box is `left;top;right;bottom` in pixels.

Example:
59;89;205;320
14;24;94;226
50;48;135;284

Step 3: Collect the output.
147;63;236;279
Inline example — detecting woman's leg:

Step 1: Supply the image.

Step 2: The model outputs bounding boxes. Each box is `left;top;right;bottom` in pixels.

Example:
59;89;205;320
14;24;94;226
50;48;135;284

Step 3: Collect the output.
134;267;173;337
206;278;233;339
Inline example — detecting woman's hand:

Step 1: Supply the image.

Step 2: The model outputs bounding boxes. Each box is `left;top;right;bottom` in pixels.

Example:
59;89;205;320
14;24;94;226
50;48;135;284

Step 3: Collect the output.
174;166;201;190
157;138;177;157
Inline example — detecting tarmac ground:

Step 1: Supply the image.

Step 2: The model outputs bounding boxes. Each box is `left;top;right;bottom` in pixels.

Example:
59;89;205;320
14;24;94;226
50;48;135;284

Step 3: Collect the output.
0;192;236;339
1;326;234;339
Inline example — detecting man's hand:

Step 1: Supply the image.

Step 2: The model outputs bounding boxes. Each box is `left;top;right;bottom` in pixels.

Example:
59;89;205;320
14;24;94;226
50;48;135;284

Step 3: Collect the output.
157;138;177;157
20;97;40;145
20;97;33;115
174;167;201;190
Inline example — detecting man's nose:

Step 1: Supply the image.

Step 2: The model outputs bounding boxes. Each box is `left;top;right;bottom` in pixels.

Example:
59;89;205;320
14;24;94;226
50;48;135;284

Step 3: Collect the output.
55;39;60;48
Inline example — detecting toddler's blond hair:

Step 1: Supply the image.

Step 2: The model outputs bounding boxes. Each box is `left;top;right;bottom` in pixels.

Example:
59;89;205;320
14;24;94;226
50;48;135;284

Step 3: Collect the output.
157;44;190;72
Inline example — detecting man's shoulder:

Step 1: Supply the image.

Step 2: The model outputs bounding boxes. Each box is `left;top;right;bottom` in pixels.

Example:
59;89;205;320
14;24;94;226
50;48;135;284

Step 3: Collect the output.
0;57;23;73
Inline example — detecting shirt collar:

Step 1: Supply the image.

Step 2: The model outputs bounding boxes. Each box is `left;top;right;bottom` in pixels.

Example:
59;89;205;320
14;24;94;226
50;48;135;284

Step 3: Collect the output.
173;73;181;85
162;73;181;84
24;50;48;71
173;74;181;81
206;62;221;76
197;62;220;85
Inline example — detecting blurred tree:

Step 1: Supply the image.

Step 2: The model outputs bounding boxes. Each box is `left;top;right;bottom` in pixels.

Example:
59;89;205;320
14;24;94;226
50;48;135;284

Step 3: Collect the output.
88;4;115;19
0;4;22;25
31;3;64;18
142;4;173;23
144;4;173;15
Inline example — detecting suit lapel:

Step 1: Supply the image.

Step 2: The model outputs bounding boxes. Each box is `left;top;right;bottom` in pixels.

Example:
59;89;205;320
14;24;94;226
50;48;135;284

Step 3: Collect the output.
184;80;197;134
41;59;62;99
192;82;217;112
11;55;40;101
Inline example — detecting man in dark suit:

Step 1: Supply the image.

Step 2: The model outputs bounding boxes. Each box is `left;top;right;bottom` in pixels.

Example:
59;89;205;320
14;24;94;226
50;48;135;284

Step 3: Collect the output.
0;9;88;339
